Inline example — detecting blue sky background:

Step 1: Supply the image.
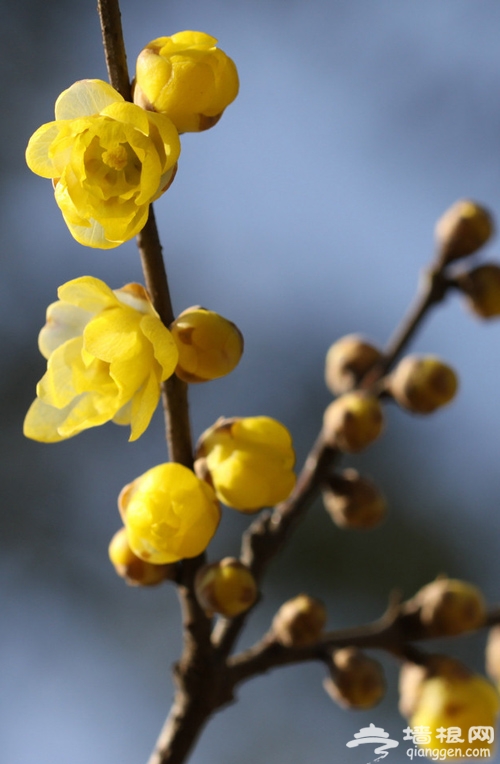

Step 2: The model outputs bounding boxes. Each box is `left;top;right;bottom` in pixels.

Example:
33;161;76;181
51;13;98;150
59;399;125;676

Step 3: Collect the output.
3;2;500;763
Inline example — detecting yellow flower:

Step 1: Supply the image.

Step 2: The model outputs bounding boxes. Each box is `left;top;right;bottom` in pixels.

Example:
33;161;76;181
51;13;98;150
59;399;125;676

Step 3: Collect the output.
24;276;178;442
170;305;244;383
134;31;239;133
195;416;296;512
26;79;180;248
119;463;221;564
407;659;499;759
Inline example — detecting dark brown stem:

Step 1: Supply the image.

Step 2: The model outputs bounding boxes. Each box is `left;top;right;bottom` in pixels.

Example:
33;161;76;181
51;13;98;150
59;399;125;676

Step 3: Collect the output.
97;0;131;100
137;211;193;466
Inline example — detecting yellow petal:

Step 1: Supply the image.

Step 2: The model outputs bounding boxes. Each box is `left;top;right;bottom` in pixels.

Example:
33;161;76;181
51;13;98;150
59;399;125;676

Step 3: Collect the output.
100;101;151;135
38;300;92;360
26;122;62;178
24;398;72;442
140;315;179;380
55;79;123;120
129;371;161;441
58;276;117;313
83;306;141;362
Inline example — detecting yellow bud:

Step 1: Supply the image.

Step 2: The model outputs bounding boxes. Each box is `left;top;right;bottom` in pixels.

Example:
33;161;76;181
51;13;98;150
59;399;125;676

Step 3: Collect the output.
456;264;500;319
323;392;384;453
133;31;239;133
324;648;385;709
322;469;386;529
195;416;296;512
486;626;500;686
388;354;458;414
271;594;327;647
411;578;486;637
108;527;175;586
118;463;221;564
324;334;382;395
170;306;244;383
194;557;257;617
406;657;499;758
435;199;494;264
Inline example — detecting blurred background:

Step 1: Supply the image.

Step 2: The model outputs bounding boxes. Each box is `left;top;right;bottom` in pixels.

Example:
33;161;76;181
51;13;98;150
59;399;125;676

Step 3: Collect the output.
2;1;500;762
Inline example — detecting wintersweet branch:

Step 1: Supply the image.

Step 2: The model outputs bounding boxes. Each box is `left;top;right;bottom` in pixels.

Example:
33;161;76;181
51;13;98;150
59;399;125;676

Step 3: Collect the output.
213;255;452;654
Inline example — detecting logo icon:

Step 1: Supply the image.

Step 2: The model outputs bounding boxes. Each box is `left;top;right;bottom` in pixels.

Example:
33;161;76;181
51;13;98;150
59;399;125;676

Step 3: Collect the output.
346;723;399;762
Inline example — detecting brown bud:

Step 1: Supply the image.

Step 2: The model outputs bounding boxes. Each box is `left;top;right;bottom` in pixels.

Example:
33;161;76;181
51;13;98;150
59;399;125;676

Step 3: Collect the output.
108;527;175;587
194;557;258;618
435;199;494;264
486;626;500;684
323;392;384;452
456;264;500;319
272;594;327;647
388;355;458;414
411;578;486;637
324;648;385;709
324;334;382;395
322;469;386;529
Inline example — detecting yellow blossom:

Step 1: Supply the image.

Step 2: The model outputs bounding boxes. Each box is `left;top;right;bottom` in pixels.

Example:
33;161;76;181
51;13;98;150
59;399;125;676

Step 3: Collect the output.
23;276;178;442
170;306;244;383
119;463;221;564
407;659;499;760
134;31;239;133
26;79;180;248
195;416;296;512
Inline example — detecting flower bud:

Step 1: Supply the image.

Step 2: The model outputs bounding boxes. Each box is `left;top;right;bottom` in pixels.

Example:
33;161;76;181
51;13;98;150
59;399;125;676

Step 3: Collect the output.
133;31;239;133
195;416;296;512
456;264;500;319
323;392;384;453
194;557;257;617
271;595;327;647
108;527;175;586
410;578;486;637
324;334;382;395
403;657;499;758
324;648;385;709
388;355;458;414
486;626;500;685
170;306;243;383
435;199;494;264
119;463;220;564
322;469;386;529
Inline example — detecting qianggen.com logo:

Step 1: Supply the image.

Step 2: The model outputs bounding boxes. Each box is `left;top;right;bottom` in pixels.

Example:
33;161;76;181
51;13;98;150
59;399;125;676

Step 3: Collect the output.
346;723;494;763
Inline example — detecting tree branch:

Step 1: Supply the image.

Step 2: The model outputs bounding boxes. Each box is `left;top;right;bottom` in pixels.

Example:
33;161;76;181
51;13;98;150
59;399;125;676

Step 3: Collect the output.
213;258;453;655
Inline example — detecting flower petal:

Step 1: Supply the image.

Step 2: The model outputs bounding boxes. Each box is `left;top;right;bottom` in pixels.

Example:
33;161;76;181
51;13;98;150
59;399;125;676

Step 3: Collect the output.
140;315;179;379
58;276;117;313
38;301;93;360
55;79;123;120
25;122;62;178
